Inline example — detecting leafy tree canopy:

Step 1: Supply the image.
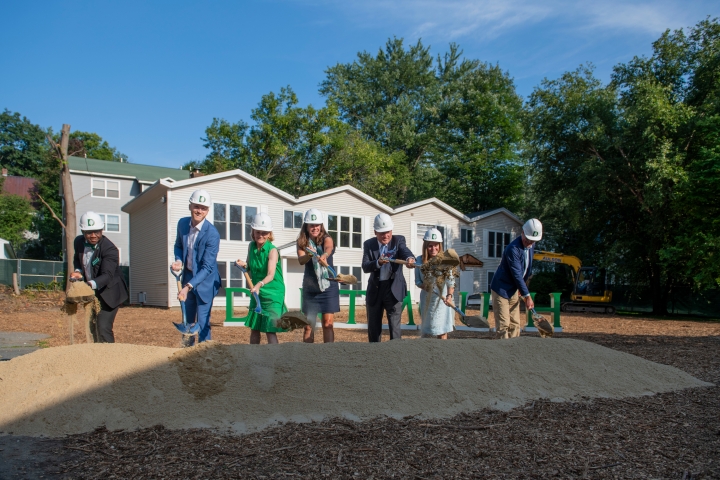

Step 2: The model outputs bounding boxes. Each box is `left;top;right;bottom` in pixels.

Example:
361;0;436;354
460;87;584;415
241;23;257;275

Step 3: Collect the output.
524;18;720;313
0;109;49;178
68;131;128;162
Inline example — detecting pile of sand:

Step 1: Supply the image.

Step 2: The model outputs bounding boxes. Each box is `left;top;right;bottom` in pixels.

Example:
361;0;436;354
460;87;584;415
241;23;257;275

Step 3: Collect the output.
0;339;711;437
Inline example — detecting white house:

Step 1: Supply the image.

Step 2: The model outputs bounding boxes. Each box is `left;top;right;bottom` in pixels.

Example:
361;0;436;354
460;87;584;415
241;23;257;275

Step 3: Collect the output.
67;156;190;265
121;169;523;309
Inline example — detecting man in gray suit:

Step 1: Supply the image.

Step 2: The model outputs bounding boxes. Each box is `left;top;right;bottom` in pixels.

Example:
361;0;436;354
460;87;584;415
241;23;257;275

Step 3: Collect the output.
361;213;416;342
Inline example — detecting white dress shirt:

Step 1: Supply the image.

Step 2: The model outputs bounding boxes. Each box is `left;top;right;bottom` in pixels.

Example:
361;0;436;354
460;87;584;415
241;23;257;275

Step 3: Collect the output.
186;219;205;272
75;246;97;289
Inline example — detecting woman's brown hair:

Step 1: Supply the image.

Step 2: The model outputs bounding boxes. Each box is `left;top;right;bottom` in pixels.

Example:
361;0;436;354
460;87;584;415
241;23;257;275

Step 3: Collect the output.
297;223;331;251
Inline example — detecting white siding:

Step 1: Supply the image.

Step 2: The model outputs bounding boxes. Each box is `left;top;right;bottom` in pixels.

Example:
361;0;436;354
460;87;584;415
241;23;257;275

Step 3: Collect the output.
127;190;168;306
71;173;139;266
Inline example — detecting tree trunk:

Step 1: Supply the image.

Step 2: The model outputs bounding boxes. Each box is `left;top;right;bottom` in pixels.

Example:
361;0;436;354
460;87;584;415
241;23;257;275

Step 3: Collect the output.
59;124;76;293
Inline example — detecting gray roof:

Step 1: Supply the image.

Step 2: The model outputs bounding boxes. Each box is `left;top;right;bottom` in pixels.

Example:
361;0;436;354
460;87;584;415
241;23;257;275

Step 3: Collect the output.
68;156;191;183
465;209;494;218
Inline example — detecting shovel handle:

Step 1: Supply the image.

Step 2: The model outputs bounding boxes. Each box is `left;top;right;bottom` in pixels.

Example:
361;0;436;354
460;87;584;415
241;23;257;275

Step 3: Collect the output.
234;261;254;289
431;290;465;317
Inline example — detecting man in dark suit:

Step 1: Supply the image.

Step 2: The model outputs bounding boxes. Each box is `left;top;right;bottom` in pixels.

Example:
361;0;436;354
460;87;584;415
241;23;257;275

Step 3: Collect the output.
490;218;542;339
171;189;221;343
362;213;416;342
70;211;129;343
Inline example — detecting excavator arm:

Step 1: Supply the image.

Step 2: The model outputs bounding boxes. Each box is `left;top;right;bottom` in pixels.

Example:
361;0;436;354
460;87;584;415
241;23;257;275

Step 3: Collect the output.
533;251;582;278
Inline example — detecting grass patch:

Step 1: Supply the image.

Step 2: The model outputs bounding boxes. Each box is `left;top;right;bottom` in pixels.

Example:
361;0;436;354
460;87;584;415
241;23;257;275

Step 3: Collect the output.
36;340;50;349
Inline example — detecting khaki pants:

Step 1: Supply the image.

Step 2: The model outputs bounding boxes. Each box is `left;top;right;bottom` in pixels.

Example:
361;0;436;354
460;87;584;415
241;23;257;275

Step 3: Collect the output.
492;289;522;339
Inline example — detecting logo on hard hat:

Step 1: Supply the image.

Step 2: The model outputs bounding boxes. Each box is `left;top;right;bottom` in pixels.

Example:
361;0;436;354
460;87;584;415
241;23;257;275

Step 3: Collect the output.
262;220;265;225
431;234;436;239
311;214;316;221
382;222;386;226
533;231;538;236
199;196;206;203
88;219;95;226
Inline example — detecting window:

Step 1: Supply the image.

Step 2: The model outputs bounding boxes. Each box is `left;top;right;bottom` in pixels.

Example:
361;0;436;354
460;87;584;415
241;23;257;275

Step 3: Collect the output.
487;271;494;292
216;262;227;298
245;206;257;241
214;203;257;241
488;231;511;258
328;215;362;248
460;228;473;244
228;261;248;299
92;179;120;198
283;210;303;229
98;214;120;233
337;266;363;297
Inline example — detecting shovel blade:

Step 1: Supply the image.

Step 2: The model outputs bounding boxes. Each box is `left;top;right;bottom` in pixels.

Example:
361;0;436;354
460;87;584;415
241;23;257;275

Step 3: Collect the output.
173;321;200;335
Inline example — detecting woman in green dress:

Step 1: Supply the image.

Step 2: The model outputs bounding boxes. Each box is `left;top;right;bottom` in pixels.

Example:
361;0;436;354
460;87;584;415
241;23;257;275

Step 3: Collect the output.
235;212;287;344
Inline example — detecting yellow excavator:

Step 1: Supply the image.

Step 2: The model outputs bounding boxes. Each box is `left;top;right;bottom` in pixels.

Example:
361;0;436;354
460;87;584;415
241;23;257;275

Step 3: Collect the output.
533;251;615;314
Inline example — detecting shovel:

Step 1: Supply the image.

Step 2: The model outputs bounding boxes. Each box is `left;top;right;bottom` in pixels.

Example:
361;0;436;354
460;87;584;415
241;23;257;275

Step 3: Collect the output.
431;290;490;328
304;248;358;284
234;262;262;313
530;308;554;338
170;267;200;345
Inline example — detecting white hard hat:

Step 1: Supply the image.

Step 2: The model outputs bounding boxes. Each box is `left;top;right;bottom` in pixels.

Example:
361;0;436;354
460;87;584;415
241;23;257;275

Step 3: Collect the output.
523;218;543;241
373;213;394;233
79;211;104;231
189;189;211;207
251;212;273;231
303;208;323;224
423;228;443;243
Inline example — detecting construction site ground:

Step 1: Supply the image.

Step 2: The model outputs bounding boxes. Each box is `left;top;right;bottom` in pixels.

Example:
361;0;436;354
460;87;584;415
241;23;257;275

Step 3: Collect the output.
0;289;719;478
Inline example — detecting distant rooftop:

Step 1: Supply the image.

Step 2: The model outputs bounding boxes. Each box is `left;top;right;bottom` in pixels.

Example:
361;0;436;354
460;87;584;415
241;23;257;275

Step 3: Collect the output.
465;209;494;218
1;175;37;201
68;156;191;184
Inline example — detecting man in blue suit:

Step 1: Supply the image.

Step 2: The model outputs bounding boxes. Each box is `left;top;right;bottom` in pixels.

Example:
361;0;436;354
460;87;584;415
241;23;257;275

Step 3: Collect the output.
490;218;543;339
362;213;416;342
171;189;221;343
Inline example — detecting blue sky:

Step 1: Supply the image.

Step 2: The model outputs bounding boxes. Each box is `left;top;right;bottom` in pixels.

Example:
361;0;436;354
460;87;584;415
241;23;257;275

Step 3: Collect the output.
2;1;718;169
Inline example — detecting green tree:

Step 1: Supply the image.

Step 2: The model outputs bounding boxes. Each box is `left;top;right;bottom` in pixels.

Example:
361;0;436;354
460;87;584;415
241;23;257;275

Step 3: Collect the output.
321;38;525;209
0;193;34;250
68;131;128;162
0;109;48;178
524;18;720;314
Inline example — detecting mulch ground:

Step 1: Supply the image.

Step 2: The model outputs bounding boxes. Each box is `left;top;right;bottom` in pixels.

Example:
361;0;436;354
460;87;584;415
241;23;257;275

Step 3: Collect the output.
1;288;719;478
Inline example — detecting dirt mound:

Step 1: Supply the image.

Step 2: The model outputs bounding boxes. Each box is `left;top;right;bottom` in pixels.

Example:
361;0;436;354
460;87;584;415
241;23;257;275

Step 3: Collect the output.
0;339;710;437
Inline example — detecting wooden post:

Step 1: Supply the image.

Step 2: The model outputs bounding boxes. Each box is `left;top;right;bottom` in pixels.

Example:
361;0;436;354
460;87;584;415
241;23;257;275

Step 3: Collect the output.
59;124;77;293
12;272;20;295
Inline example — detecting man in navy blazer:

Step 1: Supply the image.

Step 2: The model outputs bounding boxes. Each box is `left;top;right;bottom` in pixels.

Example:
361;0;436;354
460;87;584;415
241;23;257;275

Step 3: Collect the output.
171;189;222;343
362;213;416;342
490;218;543;339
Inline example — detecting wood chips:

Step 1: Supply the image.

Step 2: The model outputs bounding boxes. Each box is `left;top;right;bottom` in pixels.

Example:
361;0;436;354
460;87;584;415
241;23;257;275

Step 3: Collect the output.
49;335;720;479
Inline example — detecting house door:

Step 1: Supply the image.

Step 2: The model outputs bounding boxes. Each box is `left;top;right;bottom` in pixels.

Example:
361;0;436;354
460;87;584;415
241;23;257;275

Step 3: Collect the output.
460;270;474;295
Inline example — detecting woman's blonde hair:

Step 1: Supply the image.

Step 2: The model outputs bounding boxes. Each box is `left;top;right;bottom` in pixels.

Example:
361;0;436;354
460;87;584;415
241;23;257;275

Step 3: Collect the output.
251;229;274;242
421;240;444;263
297;222;331;251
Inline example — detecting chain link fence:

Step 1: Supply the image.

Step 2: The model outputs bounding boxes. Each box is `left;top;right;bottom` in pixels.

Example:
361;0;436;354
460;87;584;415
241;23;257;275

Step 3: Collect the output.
0;259;129;291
